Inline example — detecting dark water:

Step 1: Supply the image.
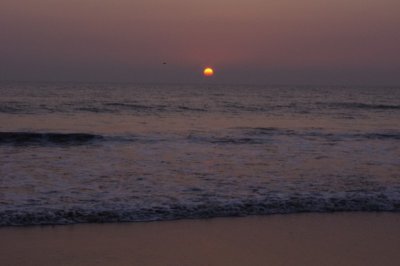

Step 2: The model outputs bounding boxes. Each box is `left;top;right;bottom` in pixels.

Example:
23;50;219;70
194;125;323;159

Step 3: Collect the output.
0;82;399;226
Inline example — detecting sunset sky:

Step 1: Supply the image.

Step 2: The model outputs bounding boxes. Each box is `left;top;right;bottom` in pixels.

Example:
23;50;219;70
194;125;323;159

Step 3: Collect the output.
1;0;399;84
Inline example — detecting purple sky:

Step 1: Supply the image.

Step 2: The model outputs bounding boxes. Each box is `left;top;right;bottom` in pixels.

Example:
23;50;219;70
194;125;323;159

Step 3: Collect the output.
1;0;399;84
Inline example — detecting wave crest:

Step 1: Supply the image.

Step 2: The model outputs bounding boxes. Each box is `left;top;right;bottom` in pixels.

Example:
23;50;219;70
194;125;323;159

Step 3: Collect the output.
0;132;102;145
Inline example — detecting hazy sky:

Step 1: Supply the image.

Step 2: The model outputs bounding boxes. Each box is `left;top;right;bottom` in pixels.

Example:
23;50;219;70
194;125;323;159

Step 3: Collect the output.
1;0;399;84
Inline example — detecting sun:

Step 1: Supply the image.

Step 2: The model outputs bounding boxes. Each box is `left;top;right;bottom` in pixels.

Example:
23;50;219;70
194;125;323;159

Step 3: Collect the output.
203;67;214;77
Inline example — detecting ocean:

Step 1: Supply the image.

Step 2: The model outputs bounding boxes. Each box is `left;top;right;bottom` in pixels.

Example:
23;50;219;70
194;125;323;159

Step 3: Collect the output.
0;82;399;226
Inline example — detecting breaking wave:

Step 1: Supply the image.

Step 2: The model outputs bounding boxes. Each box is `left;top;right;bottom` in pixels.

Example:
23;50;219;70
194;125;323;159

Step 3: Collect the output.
1;193;399;226
1;128;399;147
0;132;103;145
323;102;400;110
238;128;400;141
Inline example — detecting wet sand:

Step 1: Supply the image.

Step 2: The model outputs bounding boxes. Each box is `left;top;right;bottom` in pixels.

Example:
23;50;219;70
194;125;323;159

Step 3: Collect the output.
1;213;399;266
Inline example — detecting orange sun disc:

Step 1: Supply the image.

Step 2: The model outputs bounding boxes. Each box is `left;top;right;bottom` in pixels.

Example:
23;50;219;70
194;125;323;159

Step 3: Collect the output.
203;67;214;77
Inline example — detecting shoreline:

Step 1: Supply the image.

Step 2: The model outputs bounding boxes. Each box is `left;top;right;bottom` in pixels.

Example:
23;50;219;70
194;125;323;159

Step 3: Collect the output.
1;212;399;266
1;210;399;228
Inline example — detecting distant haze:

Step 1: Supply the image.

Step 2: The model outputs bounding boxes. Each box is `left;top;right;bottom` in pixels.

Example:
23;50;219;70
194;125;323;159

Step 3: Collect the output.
1;0;399;85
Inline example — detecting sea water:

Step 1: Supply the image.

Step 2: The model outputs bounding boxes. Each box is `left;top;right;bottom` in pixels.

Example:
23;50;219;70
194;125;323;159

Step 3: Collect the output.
0;82;399;225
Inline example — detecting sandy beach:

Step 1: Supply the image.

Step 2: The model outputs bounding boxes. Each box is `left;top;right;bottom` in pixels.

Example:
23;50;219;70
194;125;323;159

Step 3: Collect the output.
1;213;399;266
